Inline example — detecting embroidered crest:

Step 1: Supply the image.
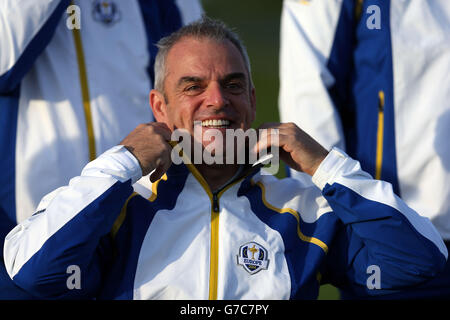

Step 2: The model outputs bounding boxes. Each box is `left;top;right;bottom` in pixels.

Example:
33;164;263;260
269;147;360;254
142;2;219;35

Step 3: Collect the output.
92;0;121;25
237;242;269;274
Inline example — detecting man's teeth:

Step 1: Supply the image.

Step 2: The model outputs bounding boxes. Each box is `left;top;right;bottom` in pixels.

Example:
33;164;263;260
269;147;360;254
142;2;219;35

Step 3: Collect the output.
201;119;230;127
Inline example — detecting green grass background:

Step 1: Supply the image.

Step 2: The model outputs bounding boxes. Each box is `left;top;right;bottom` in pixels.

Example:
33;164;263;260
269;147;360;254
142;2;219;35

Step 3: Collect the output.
200;0;340;300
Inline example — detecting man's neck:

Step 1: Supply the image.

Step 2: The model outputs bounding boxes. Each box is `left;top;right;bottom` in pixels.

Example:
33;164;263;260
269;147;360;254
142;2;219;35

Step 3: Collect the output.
195;163;241;192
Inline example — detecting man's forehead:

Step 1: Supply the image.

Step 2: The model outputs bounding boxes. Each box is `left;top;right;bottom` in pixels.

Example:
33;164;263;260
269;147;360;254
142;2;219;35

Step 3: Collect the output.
166;36;247;74
169;35;236;54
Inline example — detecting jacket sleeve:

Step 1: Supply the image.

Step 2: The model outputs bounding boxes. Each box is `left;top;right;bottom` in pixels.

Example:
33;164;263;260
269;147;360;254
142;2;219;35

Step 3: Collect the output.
0;0;71;93
279;0;355;152
313;148;448;294
3;145;142;299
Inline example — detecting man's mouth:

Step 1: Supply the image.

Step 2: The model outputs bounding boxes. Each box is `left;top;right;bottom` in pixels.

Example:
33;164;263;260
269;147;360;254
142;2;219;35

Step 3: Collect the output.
200;119;231;128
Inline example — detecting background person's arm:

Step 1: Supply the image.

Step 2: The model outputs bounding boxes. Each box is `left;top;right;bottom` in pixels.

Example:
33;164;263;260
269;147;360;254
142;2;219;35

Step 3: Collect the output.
278;0;356;152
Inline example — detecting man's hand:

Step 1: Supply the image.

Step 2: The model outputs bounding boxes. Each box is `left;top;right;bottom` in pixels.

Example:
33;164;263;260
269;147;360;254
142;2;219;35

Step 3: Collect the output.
254;122;329;176
120;122;173;182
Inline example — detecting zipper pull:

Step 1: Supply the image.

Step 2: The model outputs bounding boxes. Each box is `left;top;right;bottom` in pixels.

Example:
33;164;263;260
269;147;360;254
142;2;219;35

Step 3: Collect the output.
212;193;219;213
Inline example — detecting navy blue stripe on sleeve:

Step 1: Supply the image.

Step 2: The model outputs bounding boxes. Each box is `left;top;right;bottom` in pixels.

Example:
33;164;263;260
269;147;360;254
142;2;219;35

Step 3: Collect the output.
322;181;447;292
0;87;20;223
12;179;133;299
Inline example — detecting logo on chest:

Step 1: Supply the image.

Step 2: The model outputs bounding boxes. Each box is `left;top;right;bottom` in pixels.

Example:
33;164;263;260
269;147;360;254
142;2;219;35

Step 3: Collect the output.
237;242;269;275
92;0;121;26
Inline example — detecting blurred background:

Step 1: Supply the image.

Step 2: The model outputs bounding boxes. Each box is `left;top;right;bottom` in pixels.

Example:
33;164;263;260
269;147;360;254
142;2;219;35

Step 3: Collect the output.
201;0;339;300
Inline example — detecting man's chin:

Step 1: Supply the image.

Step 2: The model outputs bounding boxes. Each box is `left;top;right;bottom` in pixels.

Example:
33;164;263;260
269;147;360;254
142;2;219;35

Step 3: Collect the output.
202;141;252;166
174;125;255;165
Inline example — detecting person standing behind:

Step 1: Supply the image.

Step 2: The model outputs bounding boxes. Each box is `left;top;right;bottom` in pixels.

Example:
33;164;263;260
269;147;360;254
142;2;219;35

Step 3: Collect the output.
0;0;202;299
278;0;450;298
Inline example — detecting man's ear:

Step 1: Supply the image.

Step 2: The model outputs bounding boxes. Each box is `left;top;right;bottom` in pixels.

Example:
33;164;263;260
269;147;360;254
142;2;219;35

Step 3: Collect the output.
149;89;168;123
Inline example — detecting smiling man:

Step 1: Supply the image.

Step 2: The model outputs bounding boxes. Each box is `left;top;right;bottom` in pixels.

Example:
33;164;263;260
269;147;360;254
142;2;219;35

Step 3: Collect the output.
3;17;448;300
127;30;259;190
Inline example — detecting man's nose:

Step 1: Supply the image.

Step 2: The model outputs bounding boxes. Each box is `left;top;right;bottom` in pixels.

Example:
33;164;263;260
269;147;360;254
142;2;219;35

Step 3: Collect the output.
205;82;228;108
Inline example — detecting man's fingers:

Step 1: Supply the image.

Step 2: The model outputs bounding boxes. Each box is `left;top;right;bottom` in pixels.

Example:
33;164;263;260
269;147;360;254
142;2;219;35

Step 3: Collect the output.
120;122;175;177
149;165;165;183
257;122;281;130
149;154;172;183
252;128;281;155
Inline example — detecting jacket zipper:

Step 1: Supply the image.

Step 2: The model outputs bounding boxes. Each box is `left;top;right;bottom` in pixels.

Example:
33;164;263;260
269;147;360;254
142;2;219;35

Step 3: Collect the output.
212;193;219;212
70;3;96;161
183;162;250;300
354;0;364;22
375;90;385;180
208;184;237;300
209;191;220;300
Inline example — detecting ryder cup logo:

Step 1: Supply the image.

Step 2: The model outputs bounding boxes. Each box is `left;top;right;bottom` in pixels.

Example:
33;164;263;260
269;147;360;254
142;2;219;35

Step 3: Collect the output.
237;242;269;275
92;0;121;25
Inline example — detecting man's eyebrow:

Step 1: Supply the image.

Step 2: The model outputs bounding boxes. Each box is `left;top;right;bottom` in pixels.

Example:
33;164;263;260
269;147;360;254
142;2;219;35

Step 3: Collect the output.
221;72;246;82
176;73;247;88
177;76;204;87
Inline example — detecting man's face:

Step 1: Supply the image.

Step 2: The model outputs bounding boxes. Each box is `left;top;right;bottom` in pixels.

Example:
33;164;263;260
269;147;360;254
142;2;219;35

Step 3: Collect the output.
151;36;256;155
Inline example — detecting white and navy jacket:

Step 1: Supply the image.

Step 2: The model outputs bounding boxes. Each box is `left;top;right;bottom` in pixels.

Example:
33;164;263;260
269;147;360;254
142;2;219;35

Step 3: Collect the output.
3;145;447;299
279;0;450;240
0;0;202;226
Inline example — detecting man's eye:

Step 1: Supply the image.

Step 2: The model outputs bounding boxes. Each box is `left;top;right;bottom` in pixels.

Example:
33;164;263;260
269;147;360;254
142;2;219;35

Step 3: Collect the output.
226;82;244;92
183;85;203;95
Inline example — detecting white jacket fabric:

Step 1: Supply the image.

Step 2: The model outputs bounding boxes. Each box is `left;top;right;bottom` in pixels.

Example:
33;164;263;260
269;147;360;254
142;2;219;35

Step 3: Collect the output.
279;0;450;241
0;0;202;225
3;145;447;299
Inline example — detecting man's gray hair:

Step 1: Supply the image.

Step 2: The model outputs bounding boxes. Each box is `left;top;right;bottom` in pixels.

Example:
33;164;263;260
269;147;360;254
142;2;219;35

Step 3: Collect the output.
154;16;253;95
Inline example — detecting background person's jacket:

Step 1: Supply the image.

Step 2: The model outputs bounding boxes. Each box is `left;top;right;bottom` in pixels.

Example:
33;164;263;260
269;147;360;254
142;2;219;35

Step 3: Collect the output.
0;0;202;298
0;0;202;225
3;145;447;299
278;0;450;242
